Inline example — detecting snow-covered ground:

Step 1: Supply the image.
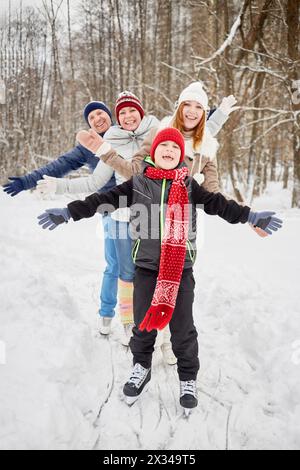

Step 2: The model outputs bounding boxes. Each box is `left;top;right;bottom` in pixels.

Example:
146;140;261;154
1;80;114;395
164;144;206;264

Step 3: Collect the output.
0;183;299;450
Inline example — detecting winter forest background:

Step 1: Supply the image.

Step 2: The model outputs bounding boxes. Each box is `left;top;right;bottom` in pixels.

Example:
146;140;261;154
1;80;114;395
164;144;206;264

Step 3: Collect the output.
0;0;299;206
1;0;300;452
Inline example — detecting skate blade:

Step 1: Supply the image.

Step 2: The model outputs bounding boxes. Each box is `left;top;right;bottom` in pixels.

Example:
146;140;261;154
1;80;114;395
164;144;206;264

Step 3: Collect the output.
183;408;192;418
124;383;149;407
125;395;139;406
99;330;110;336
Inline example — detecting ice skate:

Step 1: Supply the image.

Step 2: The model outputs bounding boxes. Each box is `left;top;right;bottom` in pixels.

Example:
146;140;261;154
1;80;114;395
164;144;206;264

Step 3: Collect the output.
121;323;133;346
123;363;151;406
161;342;177;365
180;380;198;416
98;316;112;335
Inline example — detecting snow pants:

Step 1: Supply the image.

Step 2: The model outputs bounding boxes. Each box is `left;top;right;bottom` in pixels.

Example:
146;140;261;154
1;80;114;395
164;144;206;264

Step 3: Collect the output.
129;266;200;381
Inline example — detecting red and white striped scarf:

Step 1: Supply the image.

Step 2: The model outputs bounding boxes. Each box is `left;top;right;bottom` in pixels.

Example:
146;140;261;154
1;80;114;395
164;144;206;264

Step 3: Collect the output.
139;166;189;332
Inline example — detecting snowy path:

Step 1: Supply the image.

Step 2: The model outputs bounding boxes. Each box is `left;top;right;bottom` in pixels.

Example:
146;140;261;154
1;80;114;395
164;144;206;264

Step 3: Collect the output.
0;186;299;450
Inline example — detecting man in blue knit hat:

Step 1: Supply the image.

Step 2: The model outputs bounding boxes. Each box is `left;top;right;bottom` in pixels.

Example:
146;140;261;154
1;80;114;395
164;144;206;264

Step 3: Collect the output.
2;99;117;336
2;101;115;196
83;101;112;135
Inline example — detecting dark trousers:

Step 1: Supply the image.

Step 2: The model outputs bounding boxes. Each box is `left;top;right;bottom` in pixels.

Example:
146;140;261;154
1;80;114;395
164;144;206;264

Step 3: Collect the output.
129;266;200;381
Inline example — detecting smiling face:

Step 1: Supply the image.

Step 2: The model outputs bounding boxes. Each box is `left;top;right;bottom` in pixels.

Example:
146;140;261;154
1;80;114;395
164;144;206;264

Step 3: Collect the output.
154;141;181;170
88;109;111;134
181;100;204;130
118;106;142;131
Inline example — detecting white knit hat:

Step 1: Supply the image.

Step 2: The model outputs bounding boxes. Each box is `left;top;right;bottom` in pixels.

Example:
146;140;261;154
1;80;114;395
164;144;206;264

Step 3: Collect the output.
177;82;208;110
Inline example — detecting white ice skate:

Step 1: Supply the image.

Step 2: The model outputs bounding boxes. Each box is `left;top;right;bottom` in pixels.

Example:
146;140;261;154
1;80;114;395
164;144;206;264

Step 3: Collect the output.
98;316;112;335
161;342;177;365
121;323;133;346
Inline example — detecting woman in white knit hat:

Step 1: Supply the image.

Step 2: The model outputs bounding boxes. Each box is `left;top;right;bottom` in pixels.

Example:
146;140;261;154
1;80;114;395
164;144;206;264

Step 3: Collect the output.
155;81;237;190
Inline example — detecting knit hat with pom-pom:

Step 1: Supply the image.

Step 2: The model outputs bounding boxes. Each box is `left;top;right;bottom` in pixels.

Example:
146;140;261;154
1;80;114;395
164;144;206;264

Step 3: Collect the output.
150;128;185;163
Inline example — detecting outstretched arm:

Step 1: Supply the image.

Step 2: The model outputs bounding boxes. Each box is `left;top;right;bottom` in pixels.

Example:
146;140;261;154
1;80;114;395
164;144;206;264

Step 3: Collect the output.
68;178;133;220
3;145;95;196
191;179;283;234
38;179;134;230
191;178;250;224
36;159;114;196
206;95;237;137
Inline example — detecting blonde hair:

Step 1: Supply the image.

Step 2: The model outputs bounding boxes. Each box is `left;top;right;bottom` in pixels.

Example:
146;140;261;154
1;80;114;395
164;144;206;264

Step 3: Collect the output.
172;103;206;151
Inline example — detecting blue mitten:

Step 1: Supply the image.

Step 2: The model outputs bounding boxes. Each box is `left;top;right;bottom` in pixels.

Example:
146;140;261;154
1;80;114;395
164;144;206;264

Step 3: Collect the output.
248;211;283;235
38;208;71;230
3;177;24;197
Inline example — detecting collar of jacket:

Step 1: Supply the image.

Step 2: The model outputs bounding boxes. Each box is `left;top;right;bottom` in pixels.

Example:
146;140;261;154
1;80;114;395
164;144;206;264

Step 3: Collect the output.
141;155;188;173
103;115;159;143
158;116;218;161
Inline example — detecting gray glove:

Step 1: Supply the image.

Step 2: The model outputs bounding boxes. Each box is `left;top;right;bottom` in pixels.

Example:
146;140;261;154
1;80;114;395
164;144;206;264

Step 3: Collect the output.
248;211;283;235
38;208;71;230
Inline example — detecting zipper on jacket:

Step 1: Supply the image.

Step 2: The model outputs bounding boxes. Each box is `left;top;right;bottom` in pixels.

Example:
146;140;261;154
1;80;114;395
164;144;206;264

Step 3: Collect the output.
186;239;195;263
143;156;167;244
160;178;167;243
131;238;141;263
144;155;156;167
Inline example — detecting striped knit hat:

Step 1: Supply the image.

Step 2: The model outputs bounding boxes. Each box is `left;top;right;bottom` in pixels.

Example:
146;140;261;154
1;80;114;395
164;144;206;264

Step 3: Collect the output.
115;91;145;124
150;128;185;163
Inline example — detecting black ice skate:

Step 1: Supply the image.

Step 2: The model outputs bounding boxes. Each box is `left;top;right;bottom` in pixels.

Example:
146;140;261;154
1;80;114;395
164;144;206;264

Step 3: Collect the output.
123;363;151;406
180;380;198;417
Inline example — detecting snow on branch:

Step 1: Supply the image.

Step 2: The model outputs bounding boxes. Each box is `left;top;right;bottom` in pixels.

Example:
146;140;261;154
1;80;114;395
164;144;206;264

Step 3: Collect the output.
222;60;288;82
194;2;246;67
239;118;294;150
133;80;175;109
233;113;284;133
160;62;196;82
235;106;295;114
232;45;296;65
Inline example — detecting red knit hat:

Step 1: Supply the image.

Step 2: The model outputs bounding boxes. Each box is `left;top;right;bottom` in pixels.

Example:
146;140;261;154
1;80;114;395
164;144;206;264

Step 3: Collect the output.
115;91;145;124
150;128;185;163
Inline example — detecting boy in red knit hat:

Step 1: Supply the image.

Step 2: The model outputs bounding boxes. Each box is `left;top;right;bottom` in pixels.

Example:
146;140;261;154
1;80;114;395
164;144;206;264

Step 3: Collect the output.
38;128;283;414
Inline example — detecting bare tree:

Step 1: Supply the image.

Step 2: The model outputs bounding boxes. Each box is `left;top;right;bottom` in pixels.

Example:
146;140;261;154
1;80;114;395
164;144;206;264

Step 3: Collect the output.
287;0;300;207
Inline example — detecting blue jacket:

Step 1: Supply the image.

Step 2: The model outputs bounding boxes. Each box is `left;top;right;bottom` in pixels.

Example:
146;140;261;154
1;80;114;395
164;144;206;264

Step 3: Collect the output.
20;144;116;193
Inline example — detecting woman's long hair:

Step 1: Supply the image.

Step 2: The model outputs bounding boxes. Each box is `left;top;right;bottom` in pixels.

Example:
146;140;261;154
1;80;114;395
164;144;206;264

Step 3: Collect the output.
172;102;206;151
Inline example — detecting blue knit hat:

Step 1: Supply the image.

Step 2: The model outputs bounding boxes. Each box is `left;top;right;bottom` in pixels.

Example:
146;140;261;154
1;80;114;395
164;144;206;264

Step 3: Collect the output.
83;101;113;126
